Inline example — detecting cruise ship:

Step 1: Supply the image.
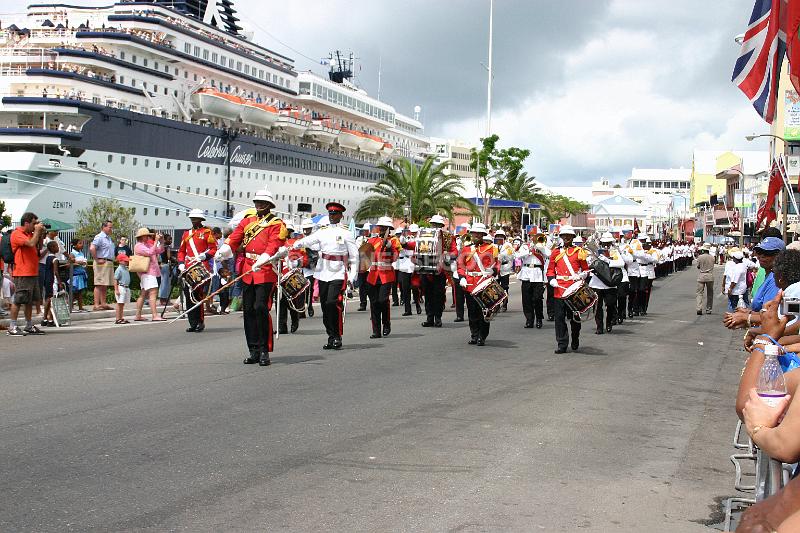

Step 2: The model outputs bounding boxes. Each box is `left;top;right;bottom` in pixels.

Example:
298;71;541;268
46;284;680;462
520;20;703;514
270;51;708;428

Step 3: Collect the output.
0;0;431;228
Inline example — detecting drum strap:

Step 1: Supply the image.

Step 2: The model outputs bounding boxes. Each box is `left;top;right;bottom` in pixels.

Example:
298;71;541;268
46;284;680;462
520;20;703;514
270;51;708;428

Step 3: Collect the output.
560;249;578;279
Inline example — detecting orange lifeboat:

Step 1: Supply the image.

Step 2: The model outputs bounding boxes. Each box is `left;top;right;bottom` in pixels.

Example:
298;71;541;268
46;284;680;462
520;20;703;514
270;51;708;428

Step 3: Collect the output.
191;88;243;121
360;132;384;154
308;119;339;144
241;101;278;128
337;128;364;150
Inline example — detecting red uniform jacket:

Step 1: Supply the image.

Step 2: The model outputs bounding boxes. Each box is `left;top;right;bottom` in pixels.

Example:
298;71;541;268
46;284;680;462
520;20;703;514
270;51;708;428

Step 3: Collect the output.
366;235;402;285
545;246;590;299
177;227;217;270
456;243;499;293
281;237;309;275
227;213;287;285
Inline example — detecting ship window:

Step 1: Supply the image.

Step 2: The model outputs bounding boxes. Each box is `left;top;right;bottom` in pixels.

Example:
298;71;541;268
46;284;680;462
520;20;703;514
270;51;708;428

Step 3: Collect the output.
213;210;217;216
107;181;112;189
239;192;243;198
247;192;251;198
132;208;136;215
203;49;209;60
143;208;148;215
195;188;200;194
184;43;191;54
143;58;148;67
220;55;226;65
215;168;219;175
187;165;191;172
93;179;99;188
205;188;209;195
144;159;149;167
177;163;181;171
155;160;160;169
166;185;170;193
229;58;234;68
165;210;169;216
132;55;137;63
211;53;217;63
119;182;124;190
177;186;181;192
154;208;159;215
244;64;249;74
215;189;218;196
121;156;126;164
132;157;137;166
194;46;200;56
107;155;113;163
184;70;188;78
206;166;210;174
166;162;171;170
236;61;242;71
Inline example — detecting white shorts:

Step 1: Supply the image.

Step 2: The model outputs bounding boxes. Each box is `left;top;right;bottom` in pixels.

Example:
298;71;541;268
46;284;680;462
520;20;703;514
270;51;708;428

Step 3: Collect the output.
140;274;159;291
116;287;130;304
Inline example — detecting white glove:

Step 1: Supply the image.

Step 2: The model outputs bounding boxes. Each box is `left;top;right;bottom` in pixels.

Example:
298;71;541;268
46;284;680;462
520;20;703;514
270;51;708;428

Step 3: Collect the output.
549;278;558;288
251;252;271;272
195;252;207;262
459;277;467;289
178;263;186;273
215;243;233;261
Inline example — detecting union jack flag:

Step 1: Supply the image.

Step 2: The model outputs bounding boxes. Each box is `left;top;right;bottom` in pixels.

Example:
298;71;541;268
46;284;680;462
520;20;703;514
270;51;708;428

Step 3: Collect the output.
732;0;787;124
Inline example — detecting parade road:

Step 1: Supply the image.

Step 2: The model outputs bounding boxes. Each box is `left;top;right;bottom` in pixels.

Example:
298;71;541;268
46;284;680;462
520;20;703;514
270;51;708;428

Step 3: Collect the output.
1;268;741;532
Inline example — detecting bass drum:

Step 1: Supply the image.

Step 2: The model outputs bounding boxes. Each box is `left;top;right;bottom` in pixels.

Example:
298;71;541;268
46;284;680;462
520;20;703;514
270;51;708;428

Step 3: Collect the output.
179;262;212;304
280;268;310;312
415;228;442;273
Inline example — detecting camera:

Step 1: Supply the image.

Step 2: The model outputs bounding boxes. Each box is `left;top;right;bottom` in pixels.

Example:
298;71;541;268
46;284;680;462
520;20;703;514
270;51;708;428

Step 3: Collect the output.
43;224;52;230
781;297;800;316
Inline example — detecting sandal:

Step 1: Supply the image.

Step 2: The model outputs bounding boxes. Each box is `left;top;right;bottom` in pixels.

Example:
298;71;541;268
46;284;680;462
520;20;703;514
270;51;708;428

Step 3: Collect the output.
151;317;166;322
133;317;148;322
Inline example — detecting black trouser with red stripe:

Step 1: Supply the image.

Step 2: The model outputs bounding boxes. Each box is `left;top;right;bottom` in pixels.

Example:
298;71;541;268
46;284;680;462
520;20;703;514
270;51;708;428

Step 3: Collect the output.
367;280;392;335
397;271;420;314
318;278;346;341
453;277;466;319
242;282;275;355
183;283;206;329
466;292;490;340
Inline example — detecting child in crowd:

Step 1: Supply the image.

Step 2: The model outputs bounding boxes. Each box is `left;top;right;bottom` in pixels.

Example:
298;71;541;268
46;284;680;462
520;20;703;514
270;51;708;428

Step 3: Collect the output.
41;240;62;327
114;254;131;325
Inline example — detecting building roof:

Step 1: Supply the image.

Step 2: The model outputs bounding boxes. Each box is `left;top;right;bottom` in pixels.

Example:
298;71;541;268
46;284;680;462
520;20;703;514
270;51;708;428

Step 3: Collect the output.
630;168;691;180
591;195;647;216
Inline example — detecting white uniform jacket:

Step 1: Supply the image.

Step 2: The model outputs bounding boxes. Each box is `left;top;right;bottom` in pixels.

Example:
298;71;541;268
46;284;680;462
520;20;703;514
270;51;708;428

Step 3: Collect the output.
293;224;358;282
514;243;549;283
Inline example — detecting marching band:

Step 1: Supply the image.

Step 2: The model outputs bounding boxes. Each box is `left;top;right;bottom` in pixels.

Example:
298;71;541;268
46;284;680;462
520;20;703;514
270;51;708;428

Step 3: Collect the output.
166;189;699;366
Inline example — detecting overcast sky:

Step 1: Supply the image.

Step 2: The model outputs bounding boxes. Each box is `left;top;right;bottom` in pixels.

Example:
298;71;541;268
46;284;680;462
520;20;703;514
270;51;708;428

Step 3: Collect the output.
5;0;771;185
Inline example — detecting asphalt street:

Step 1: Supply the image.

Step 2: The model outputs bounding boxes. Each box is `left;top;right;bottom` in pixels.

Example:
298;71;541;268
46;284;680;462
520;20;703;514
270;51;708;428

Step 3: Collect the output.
1;267;744;532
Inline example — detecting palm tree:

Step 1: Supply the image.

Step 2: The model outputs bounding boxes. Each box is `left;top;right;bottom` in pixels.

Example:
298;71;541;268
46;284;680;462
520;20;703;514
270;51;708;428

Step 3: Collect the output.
356;157;478;225
492;171;539;228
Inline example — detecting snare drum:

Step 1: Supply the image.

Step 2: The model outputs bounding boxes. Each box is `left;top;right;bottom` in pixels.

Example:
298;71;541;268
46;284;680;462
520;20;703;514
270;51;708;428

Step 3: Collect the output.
561;281;597;320
280;268;310;312
415;228;442;273
471;276;507;321
179;262;212;303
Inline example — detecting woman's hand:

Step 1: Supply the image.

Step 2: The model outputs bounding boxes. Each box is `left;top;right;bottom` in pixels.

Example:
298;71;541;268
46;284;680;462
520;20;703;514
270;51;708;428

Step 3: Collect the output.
743;388;791;434
761;291;788;341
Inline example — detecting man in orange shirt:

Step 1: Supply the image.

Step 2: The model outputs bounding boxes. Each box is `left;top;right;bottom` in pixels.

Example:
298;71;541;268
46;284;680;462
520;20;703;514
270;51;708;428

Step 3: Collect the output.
8;212;47;336
365;216;402;338
545;225;590;354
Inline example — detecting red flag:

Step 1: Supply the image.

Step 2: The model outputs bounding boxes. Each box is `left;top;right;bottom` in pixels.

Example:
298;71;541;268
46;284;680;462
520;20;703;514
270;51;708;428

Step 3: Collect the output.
633;218;640;234
757;158;784;229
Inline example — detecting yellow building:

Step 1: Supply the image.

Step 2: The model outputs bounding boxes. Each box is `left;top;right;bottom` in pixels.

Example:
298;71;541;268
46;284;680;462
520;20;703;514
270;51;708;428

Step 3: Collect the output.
690;150;768;207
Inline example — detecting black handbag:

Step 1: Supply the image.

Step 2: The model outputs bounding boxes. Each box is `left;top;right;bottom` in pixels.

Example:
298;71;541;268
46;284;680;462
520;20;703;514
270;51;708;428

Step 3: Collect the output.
591;258;623;287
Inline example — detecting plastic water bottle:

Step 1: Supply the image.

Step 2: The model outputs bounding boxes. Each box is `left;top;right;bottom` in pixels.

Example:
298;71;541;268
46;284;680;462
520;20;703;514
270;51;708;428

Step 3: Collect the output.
757;344;787;407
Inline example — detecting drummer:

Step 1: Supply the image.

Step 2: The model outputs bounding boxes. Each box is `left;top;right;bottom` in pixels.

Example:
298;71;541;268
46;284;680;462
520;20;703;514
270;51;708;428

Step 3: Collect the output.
277;223;308;335
545;225;590;354
456;222;499;346
177;208;217;333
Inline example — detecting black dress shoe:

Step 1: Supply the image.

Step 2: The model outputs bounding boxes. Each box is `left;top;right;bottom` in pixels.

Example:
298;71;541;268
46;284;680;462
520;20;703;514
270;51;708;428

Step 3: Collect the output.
468;338;478;345
641;311;647;316
322;337;334;350
434;319;442;328
421;321;434;327
606;326;613;333
357;306;367;312
524;322;534;328
477;337;485;346
536;319;543;329
278;328;289;335
696;310;703;315
331;337;343;350
308;307;314;317
571;340;580;350
547;316;554;322
370;333;382;339
628;312;634;319
402;311;412;316
186;325;197;332
195;323;205;332
383;327;391;336
416;304;422;314
392;302;399;307
258;352;271;366
243;352;259;364
291;322;299;333
595;328;604;335
554;348;567;354
454;317;464;323
617;317;624;325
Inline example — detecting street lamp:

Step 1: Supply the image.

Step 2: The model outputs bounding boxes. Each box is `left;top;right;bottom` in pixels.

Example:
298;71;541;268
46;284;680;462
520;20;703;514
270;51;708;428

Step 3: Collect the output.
745;133;786;142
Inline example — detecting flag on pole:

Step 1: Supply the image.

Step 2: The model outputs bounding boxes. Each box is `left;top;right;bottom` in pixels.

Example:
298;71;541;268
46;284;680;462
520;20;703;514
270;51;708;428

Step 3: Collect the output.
633;217;640;235
757;157;785;229
732;0;787;123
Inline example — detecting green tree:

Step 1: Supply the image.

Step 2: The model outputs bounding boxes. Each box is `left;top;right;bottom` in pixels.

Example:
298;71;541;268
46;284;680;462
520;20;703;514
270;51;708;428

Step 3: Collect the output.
75;198;139;242
356;157;478;225
469;134;531;224
492;171;539;229
0;200;11;230
532;193;590;225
